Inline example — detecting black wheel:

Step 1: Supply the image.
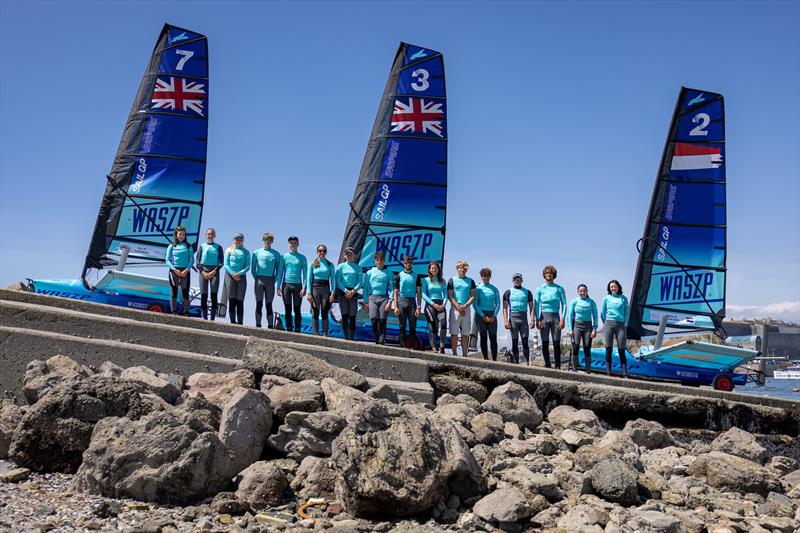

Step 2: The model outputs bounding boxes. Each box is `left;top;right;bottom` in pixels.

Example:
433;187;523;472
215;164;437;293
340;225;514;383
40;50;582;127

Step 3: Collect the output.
712;374;735;392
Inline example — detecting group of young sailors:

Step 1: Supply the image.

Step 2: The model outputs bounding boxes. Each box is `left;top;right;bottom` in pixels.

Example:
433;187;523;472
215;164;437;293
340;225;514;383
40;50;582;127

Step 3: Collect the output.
165;228;632;376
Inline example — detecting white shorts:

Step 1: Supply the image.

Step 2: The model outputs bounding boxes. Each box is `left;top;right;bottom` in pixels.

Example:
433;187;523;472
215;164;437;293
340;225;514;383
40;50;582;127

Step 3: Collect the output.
449;306;472;336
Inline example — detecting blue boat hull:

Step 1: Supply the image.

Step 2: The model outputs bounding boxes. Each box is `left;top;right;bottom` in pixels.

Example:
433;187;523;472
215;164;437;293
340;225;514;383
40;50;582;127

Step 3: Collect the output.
298;313;431;347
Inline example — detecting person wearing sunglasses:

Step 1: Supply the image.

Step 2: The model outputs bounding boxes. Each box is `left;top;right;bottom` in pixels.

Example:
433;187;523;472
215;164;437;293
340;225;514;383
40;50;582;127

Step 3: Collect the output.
419;261;447;353
278;236;307;333
474;268;501;361
363;251;393;344
195;227;224;320
306;244;336;336
251;232;283;328
224;233;250;325
447;260;476;357
335;246;362;340
502;273;535;365
165;225;192;315
535;265;567;369
394;255;420;348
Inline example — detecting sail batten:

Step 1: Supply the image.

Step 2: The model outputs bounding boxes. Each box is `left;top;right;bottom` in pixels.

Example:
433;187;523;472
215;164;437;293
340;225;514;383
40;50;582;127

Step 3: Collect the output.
628;87;727;340
83;24;209;273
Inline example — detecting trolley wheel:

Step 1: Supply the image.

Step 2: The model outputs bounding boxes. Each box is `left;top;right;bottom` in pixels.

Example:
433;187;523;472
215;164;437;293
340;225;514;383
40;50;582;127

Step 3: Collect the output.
712;374;735;392
147;302;166;313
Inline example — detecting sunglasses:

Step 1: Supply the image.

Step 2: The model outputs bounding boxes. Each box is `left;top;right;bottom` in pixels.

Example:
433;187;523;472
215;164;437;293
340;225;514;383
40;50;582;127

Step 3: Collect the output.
318;249;327;253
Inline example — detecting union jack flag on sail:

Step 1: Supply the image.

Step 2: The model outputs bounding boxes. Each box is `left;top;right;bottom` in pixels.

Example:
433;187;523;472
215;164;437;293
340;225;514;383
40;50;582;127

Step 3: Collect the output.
391;97;445;137
151;76;207;116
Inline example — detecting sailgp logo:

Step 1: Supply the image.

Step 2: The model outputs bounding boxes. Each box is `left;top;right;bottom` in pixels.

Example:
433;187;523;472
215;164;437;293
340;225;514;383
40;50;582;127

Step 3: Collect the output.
374;184;391;221
129;158;147;193
657;225;670;262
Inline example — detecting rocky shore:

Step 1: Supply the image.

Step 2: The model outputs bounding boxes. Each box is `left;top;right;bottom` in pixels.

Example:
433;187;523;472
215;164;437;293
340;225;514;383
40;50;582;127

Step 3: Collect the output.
1;345;799;533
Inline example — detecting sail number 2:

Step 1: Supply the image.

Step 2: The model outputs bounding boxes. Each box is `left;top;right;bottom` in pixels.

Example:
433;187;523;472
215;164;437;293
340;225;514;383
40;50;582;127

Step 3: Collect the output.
689;113;710;136
411;69;430;91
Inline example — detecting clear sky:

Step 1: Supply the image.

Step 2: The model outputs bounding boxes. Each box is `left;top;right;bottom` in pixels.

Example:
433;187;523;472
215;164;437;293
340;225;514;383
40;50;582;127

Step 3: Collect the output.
1;0;798;325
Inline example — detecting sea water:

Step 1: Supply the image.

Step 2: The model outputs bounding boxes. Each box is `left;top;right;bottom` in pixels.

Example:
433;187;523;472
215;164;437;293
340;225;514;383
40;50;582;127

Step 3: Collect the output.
738;377;800;402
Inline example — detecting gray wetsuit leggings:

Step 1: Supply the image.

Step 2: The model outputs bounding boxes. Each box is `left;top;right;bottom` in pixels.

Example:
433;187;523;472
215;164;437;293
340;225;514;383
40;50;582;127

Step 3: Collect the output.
168;269;191;314
424;300;447;349
603;319;627;365
368;294;389;344
254;275;276;328
224;272;247;325
397;296;417;347
572;320;593;370
539;312;562;368
475;311;498;361
509;312;530;364
198;266;220;320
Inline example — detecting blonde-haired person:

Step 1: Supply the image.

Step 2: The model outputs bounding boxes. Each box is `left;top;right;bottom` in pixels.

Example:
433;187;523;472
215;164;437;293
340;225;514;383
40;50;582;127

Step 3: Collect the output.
363;251;394;344
165;225;192;315
306;244;336;336
224;233;250;325
195;228;224;320
251;233;282;328
535;265;567;369
447;260;476;356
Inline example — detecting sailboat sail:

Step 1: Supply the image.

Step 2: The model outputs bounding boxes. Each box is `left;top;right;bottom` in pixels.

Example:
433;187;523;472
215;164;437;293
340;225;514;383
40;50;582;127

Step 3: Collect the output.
340;43;447;287
628;87;726;339
83;24;209;276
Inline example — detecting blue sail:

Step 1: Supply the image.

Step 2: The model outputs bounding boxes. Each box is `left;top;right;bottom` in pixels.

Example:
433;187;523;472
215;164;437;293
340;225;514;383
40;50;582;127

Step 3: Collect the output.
337;43;446;344
628;87;726;339
83;24;208;272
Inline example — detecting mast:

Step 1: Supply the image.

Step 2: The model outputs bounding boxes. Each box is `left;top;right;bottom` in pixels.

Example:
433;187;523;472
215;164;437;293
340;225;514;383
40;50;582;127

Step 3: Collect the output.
628;87;726;340
82;24;209;283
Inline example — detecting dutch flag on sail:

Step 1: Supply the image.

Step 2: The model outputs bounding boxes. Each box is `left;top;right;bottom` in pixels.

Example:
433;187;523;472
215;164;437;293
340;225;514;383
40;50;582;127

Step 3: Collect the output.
671;143;723;171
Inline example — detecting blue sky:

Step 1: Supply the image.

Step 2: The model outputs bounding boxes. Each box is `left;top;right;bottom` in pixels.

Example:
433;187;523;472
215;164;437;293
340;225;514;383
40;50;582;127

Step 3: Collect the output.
1;1;798;324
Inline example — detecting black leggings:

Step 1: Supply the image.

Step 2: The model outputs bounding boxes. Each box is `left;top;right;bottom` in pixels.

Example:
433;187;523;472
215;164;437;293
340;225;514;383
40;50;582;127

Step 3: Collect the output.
311;284;332;335
169;270;190;315
424;302;447;349
542;341;562;369
397;297;417;347
476;313;498;361
228;299;244;325
282;283;303;333
572;321;593;371
200;292;218;320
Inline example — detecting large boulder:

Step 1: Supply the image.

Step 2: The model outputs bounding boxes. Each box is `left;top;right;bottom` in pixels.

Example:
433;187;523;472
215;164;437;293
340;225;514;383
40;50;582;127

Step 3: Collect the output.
331;400;484;517
688;451;780;496
244;339;368;390
481;382;542;430
0;400;26;459
495;465;563;501
472;487;532;523
266;380;324;422
470;412;505;445
176;394;222;431
291;456;338;501
22;355;94;404
430;374;488;402
184;369;256;407
623;418;673;450
710;427;768;464
319;379;374;422
268;411;346;460
72;410;237;503
434;402;478;430
234;461;288;510
119;366;181;404
588;458;639;506
547;405;605;437
219;388;272;474
10;376;151;472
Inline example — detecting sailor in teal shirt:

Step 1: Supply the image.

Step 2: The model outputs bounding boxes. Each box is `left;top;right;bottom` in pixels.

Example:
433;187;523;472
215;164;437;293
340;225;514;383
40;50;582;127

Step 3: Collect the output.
223;233;250;325
363;251;393;344
250;233;282;328
567;284;599;373
600;279;630;377
394;256;420;348
419;261;448;352
535;265;568;369
165;226;192;315
447;261;476;357
335;247;362;340
502;273;535;364
306;244;336;336
474;268;501;361
278;236;307;333
195;228;224;320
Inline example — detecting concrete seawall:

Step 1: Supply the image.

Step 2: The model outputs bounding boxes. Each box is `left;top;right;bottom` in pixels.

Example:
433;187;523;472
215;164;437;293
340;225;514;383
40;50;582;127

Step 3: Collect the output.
1;288;798;435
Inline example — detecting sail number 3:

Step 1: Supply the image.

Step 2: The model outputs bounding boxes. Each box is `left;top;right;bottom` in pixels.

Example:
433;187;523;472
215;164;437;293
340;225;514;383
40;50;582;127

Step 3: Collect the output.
411;69;430;91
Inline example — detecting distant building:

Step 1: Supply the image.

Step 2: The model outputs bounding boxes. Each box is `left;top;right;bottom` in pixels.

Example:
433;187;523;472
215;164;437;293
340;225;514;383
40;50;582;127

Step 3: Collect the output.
725;320;800;360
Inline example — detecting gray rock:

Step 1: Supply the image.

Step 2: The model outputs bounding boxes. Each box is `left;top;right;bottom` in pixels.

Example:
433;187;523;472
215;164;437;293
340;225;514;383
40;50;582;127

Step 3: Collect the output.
98;361;124;377
756;491;796;518
268;411;346;460
0;400;26;459
768;456;798;476
331;400;484;517
556;504;608;531
235;461;288;510
596;430;641;467
319;379;374;423
210;491;250;515
185;369;256;407
260;374;293;390
267;380;324;422
290;456;337;501
561;428;595;448
219;388;272;474
639;446;693;477
366;384;400;403
626;510;681;533
573;444;618;472
481;382;542;430
119;366;181;404
10;376;151;472
755;516;799;533
434;402;477;430
623;418;673;449
504;421;523;440
588;458;639;506
495;465;563;501
688;451;779;496
470;412;504;445
176;394;222;431
710;427;768;464
244;339;368;390
547;405;605;437
780;469;800;493
22;355;94;404
72;410;237;503
472;487;532;523
430;374;488;402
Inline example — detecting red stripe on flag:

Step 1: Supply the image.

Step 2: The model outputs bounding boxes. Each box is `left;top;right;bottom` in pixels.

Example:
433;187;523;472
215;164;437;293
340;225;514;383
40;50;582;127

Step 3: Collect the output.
674;143;720;156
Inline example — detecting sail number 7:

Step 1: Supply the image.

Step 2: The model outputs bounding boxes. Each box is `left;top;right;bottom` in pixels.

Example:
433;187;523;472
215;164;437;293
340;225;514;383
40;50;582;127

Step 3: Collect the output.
175;50;194;71
689;113;710;136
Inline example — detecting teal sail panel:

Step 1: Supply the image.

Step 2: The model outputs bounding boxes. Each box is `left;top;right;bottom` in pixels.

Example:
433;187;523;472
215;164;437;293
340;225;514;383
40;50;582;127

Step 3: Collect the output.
628;88;726;339
84;24;208;272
